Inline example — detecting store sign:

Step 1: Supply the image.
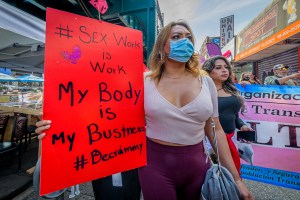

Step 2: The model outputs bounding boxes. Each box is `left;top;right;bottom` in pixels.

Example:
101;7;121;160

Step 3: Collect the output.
211;37;220;46
42;8;145;195
220;15;234;48
236;0;300;60
243;5;278;48
236;18;300;61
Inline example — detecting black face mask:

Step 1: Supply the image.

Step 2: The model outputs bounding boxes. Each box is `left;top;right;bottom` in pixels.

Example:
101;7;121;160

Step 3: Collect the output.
243;77;250;81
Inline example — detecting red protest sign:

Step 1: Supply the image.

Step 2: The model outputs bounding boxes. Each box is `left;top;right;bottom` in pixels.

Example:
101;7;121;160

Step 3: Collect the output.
41;8;146;195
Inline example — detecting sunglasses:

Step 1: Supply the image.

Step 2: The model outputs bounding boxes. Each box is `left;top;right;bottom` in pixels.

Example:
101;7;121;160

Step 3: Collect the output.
278;67;288;71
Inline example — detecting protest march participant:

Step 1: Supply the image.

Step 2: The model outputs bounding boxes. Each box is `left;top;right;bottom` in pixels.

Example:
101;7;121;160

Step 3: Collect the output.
264;64;300;86
202;55;252;174
139;21;252;200
240;72;262;85
35;20;253;200
232;72;239;84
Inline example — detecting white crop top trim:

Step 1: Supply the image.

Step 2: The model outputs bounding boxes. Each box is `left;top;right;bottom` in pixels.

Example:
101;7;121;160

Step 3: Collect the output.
144;74;219;145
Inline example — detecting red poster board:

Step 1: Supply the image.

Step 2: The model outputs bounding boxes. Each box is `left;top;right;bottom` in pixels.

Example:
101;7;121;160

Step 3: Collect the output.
41;8;146;195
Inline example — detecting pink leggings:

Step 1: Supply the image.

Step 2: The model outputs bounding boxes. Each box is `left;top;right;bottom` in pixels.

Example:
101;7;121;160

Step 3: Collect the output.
138;138;210;200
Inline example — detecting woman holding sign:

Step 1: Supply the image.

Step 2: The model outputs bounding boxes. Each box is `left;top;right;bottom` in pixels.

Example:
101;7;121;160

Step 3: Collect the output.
36;20;253;200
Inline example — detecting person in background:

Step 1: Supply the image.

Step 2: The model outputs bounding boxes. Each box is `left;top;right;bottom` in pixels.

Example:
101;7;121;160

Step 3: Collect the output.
239;72;251;84
91;171;140;200
250;73;262;84
35;20;253;200
240;72;262;85
264;64;300;85
202;56;252;174
232;72;239;84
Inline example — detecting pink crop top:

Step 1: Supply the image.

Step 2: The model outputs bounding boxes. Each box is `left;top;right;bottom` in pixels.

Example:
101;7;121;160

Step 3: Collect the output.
144;74;219;145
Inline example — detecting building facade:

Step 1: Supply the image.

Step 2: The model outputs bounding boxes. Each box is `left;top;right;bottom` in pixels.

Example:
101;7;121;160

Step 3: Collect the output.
234;0;300;84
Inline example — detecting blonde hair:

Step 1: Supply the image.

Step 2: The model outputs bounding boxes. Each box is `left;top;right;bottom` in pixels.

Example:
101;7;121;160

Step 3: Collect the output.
147;20;203;81
239;72;250;82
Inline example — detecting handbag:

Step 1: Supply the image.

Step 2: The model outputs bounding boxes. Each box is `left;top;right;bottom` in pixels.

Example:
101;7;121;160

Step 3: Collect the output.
201;118;242;200
237;141;254;165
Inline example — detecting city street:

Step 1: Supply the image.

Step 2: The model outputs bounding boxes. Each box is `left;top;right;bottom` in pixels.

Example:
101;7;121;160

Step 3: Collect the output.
1;1;300;199
12;179;300;200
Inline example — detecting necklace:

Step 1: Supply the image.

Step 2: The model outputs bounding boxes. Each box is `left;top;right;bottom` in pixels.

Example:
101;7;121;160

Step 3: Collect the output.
164;71;186;79
217;88;223;91
164;75;182;79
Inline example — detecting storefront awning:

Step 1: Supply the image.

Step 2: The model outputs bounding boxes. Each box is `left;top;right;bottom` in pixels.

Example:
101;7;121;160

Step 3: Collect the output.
0;0;45;74
234;42;300;63
0;0;45;43
234;0;300;64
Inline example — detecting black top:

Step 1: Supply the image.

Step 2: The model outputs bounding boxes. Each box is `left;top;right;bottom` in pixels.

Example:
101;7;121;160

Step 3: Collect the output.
218;95;245;134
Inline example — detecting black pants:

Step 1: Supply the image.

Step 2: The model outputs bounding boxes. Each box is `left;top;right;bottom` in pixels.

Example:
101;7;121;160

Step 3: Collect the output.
92;169;141;200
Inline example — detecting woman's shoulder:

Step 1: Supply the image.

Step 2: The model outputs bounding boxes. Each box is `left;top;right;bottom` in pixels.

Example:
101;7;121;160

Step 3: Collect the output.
201;75;214;86
144;71;154;87
144;71;152;80
144;71;151;76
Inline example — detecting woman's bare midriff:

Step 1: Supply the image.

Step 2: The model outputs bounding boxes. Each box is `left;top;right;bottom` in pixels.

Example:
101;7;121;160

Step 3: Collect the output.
148;137;187;146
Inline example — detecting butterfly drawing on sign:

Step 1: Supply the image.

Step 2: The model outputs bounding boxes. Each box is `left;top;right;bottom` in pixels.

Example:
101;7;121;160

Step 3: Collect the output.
61;46;81;64
89;0;108;14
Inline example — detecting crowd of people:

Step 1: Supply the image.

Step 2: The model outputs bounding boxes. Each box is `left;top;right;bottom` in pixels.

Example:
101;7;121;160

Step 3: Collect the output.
264;64;300;86
34;19;300;200
238;64;300;86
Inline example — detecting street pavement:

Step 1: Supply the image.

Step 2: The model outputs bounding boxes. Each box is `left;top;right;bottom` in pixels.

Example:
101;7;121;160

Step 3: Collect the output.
2;139;300;200
12;179;300;200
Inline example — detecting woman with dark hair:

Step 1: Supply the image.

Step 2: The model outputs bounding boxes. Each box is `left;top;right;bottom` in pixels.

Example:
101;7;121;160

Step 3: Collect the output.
232;72;239;84
35;21;253;200
202;56;252;174
240;72;262;85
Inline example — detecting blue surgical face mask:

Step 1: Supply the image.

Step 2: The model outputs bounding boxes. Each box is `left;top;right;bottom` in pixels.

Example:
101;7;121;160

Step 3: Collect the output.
168;38;194;62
